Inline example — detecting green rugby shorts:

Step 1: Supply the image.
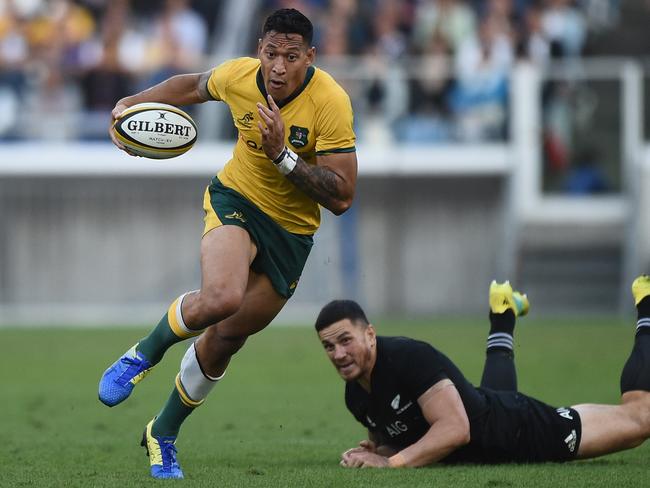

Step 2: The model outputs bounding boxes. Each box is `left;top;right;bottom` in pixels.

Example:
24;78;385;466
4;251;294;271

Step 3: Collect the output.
202;177;313;299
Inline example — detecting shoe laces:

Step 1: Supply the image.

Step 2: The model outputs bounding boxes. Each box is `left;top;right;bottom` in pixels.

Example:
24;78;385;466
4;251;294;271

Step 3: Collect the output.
117;354;150;385
160;440;179;469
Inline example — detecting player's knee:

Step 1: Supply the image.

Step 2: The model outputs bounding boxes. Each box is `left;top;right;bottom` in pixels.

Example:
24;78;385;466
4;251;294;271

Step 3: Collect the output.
624;398;650;441
198;288;244;324
642;404;650;439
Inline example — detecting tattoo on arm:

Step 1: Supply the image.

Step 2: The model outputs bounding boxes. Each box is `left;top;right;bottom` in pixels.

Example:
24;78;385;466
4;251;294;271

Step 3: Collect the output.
285;157;342;208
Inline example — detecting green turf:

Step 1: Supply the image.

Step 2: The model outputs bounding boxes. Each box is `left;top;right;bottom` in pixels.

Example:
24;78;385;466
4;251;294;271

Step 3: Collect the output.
2;316;647;487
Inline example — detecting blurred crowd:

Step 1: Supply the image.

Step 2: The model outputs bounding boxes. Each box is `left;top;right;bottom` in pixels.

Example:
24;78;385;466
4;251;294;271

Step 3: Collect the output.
0;0;628;146
0;0;217;139
263;0;623;144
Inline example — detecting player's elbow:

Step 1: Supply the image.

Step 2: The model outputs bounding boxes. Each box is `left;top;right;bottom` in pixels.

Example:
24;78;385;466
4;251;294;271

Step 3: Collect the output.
453;419;471;447
457;427;471;447
328;195;354;216
330;201;350;216
442;415;471;449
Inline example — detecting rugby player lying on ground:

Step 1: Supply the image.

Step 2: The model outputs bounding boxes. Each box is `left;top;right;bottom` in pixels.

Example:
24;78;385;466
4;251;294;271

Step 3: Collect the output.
315;276;650;467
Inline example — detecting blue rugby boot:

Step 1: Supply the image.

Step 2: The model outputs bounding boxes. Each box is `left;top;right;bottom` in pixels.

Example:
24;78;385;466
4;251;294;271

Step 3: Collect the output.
98;344;152;407
141;419;184;479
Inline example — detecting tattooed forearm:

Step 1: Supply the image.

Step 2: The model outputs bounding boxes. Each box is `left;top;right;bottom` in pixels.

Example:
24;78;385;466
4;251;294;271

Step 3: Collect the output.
285;158;346;213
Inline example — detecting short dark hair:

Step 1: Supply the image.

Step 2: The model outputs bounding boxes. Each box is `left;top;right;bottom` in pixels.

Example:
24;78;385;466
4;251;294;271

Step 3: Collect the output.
315;300;369;332
262;8;313;45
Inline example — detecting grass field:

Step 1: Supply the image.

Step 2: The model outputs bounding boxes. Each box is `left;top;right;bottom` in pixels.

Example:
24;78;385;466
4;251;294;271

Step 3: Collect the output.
3;316;648;487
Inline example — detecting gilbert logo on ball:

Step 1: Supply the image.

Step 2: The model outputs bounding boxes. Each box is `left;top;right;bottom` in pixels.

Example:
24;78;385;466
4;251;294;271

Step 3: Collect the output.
113;102;198;159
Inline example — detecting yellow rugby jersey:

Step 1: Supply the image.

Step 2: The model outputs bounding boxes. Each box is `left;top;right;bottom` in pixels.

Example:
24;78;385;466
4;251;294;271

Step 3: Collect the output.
207;57;356;235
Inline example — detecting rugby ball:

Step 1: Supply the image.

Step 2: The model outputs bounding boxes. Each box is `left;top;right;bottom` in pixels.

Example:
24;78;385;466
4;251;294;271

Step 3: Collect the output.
113;102;197;159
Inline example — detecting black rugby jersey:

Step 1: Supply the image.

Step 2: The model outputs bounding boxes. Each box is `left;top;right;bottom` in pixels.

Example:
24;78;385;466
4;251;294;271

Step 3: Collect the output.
344;336;582;464
345;336;490;458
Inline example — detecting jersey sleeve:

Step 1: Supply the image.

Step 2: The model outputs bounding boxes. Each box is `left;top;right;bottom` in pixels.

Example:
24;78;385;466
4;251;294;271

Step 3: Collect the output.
396;340;449;400
315;89;356;155
206;59;240;102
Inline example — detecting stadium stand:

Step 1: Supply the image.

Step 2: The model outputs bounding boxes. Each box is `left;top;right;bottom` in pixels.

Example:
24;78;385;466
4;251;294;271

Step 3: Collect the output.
1;0;649;324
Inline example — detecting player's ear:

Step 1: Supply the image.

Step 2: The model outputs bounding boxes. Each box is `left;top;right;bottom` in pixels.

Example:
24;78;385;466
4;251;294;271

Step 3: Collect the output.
305;46;315;66
257;38;263;57
366;324;376;344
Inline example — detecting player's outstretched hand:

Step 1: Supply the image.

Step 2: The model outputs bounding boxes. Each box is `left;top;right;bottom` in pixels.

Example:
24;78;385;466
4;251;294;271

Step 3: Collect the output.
257;95;285;162
109;101;140;157
340;450;389;468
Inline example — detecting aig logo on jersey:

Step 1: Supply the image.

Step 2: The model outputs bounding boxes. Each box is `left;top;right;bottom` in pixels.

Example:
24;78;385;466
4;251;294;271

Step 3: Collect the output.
289;125;309;148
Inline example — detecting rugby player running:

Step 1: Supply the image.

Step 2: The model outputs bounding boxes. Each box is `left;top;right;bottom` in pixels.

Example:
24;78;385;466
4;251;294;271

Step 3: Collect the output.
316;276;650;467
98;8;357;479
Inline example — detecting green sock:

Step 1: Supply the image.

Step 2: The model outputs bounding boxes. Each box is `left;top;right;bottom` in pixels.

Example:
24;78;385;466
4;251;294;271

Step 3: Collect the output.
152;388;196;437
137;295;202;365
136;312;184;365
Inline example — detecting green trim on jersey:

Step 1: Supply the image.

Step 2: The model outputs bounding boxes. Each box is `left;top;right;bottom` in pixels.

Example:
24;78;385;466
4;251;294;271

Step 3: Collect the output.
256;66;316;108
315;147;356;155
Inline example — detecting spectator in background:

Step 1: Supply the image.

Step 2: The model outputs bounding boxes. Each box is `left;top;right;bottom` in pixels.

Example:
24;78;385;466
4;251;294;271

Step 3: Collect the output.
372;0;409;59
451;14;514;142
542;0;586;57
21;0;94;139
318;0;354;57
395;32;454;143
361;0;411;144
538;2;588;190
344;0;380;56
518;2;551;66
58;0;96;74
482;0;517;38
0;0;28;138
143;0;208;86
0;1;28;76
412;0;477;54
78;0;134;139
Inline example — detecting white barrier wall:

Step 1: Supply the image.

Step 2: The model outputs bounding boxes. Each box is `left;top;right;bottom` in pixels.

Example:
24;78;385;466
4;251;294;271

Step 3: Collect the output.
0;144;510;325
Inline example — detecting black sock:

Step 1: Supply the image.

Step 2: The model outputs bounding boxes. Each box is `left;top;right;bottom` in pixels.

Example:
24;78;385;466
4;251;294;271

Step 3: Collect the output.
489;310;515;335
620;298;650;393
486;310;515;354
481;352;518;391
481;310;517;391
636;297;650;337
620;335;650;394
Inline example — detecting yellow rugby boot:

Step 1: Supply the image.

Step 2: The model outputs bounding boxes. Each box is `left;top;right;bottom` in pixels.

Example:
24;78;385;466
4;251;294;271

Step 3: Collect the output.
489;280;529;317
632;274;650;306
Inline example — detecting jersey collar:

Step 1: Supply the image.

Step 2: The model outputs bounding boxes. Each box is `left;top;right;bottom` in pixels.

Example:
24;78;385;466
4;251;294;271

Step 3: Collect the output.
256;66;315;109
